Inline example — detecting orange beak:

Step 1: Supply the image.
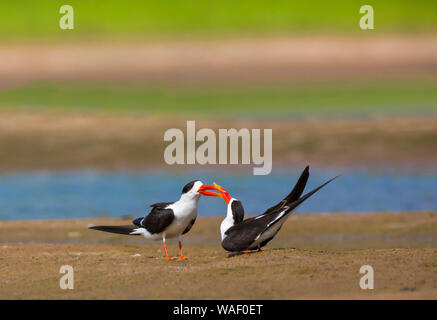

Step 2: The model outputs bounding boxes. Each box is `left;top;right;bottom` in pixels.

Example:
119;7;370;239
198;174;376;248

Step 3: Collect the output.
198;183;232;204
198;184;223;198
213;183;232;204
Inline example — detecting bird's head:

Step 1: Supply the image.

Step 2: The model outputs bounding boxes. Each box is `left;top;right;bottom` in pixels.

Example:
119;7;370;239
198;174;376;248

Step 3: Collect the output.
181;180;225;200
180;180;205;200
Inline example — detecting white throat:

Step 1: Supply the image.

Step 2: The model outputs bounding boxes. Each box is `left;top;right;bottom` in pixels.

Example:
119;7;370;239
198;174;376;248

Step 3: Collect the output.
172;193;200;216
179;192;201;203
220;199;236;240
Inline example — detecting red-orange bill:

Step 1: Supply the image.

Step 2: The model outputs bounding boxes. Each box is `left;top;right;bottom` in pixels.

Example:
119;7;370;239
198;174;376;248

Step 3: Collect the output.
198;185;223;198
199;183;232;204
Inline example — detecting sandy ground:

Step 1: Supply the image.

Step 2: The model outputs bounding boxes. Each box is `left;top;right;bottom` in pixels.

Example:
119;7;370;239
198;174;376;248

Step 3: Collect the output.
0;112;437;171
1;212;436;299
1;35;437;87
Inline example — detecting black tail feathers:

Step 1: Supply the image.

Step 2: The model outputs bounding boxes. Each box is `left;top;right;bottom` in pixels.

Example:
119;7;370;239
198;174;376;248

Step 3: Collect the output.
283;165;310;205
89;225;140;236
286;174;340;213
264;165;310;214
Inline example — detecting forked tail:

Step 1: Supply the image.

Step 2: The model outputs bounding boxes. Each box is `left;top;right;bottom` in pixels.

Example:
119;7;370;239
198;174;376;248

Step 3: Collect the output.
286;174;340;214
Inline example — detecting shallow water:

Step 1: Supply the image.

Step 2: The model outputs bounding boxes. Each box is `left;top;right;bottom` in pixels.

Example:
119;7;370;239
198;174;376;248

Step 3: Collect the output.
0;170;436;220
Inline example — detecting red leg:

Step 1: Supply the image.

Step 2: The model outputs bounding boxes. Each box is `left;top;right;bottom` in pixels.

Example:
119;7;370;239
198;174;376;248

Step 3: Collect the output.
179;240;189;260
244;249;249;254
258;248;263;252
163;241;174;260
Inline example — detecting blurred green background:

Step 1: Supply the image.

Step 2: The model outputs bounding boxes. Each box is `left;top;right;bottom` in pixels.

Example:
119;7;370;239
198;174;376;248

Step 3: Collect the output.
0;0;436;118
1;81;437;118
1;0;437;40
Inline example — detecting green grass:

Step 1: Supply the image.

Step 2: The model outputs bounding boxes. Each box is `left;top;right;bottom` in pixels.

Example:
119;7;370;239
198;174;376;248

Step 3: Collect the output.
1;0;437;40
1;81;436;118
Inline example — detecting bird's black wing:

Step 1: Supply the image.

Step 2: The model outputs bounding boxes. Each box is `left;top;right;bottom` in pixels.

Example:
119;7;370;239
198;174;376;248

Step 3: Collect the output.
141;203;175;234
132;202;174;228
222;214;272;252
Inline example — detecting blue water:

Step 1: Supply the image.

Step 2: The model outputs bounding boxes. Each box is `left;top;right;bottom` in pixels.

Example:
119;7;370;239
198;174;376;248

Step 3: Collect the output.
0;170;436;220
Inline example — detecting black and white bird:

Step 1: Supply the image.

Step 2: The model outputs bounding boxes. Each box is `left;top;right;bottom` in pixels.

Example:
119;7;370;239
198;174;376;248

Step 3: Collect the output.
199;166;338;253
89;180;216;260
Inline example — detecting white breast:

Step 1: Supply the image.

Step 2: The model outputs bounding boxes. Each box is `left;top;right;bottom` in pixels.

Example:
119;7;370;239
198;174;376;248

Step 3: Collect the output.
164;198;198;238
220;217;234;241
